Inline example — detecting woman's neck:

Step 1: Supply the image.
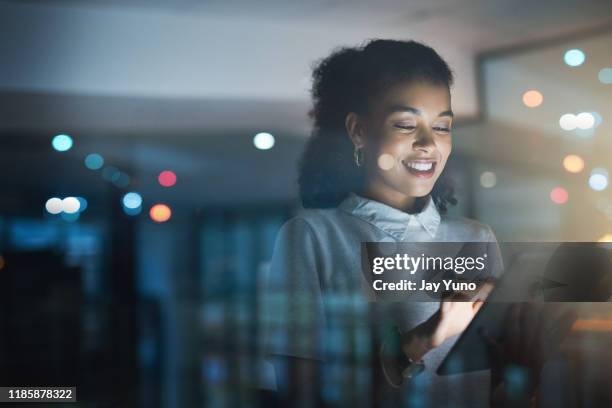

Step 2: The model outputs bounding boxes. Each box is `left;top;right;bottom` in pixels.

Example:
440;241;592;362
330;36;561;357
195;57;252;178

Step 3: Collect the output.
360;183;424;214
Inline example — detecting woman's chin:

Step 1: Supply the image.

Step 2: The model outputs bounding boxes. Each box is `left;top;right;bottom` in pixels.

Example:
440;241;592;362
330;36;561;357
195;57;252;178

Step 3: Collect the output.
401;184;435;198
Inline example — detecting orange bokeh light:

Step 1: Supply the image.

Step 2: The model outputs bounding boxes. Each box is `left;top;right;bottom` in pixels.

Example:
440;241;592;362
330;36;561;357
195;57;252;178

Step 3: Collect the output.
563;154;585;173
150;204;172;223
522;90;543;108
550;187;568;204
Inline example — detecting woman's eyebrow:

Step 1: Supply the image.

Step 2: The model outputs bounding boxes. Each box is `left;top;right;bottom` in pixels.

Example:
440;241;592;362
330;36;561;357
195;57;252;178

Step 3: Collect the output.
385;105;454;118
385;105;420;115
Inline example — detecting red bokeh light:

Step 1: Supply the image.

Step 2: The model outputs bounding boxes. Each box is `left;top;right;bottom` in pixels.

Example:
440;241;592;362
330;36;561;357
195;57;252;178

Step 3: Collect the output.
158;170;177;187
550;187;568;204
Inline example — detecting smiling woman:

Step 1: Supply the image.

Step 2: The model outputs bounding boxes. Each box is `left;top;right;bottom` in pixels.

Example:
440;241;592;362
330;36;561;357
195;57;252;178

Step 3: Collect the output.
263;39;503;407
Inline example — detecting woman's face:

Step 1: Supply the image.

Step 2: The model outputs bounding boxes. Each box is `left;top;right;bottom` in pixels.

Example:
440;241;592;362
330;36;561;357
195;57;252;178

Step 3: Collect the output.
350;80;453;207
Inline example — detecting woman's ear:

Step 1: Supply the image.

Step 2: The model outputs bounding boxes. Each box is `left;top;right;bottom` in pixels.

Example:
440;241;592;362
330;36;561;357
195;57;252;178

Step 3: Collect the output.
345;112;366;149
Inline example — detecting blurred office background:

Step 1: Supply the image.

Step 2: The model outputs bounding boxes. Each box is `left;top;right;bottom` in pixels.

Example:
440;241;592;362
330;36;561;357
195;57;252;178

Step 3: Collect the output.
0;0;611;406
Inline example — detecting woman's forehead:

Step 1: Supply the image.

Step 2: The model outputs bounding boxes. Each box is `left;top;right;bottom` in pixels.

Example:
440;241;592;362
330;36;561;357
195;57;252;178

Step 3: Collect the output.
372;81;451;115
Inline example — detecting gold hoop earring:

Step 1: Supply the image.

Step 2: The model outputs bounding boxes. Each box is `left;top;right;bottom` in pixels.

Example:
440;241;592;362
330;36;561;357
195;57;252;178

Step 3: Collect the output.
354;147;364;167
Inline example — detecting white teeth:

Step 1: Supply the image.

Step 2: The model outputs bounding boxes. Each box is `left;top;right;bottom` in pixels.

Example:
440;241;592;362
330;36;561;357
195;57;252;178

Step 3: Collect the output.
405;161;433;171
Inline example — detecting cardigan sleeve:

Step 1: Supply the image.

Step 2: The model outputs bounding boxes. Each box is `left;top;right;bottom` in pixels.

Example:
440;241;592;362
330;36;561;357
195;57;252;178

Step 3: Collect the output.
261;217;327;361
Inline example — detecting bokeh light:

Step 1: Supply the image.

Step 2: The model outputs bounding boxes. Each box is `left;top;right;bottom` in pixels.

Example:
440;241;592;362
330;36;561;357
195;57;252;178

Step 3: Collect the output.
480;171;497;188
377;154;395;170
52;134;73;152
591;111;603;127
562;154;585;173
559;113;577;131
62;197;81;214
45;197;63;214
522;90;543;108
85;153;104;170
598;68;612;84
113;172;130;188
102;166;120;182
253;132;275;150
123;192;143;209
573;112;602;138
589;168;608;191
61;212;80;222
0;255;4;270
124;206;142;216
563;49;585;67
158;170;177;187
150;204;172;223
575;112;595;130
550;187;568;204
76;197;88;212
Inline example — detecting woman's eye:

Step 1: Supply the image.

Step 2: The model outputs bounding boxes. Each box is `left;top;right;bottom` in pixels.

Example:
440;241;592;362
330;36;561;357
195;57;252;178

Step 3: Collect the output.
433;126;451;133
395;124;417;131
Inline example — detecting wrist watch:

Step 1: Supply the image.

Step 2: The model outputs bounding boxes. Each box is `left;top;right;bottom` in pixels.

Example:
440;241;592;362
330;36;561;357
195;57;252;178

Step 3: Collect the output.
397;350;425;380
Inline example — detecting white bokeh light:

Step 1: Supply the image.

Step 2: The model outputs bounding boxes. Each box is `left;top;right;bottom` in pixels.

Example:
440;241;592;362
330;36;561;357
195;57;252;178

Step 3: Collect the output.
62;197;81;214
559;113;577;131
45;197;63;214
575;112;595;130
253;132;275;150
480;171;497;188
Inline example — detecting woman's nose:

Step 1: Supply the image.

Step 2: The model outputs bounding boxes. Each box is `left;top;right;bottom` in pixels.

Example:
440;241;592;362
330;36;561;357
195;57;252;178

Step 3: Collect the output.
413;129;436;153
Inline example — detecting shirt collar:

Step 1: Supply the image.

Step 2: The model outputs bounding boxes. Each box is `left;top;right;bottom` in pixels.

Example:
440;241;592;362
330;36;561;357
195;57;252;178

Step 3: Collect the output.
338;192;441;240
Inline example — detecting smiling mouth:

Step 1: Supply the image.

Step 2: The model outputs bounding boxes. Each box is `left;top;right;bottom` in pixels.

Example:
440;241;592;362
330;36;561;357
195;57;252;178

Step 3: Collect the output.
401;160;437;179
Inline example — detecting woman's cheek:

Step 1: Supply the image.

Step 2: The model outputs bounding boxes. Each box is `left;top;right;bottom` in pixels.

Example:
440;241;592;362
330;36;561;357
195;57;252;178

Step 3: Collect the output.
439;139;452;165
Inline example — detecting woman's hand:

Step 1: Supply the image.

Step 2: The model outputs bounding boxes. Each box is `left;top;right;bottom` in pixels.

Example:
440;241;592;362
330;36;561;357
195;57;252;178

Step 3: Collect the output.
379;281;493;392
428;280;495;348
401;281;495;360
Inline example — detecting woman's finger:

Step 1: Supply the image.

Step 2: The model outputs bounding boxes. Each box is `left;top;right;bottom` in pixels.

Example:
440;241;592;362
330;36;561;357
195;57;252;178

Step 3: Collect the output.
472;299;484;314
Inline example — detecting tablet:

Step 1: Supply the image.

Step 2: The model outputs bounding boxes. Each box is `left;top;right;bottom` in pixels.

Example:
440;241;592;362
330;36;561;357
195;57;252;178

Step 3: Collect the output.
437;242;609;375
436;248;550;376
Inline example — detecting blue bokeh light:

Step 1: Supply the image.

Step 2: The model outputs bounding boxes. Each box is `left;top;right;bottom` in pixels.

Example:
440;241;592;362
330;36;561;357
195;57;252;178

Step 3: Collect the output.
589;168;608;191
123;192;143;209
113;172;130;188
123;206;142;216
52;134;73;152
76;197;88;212
563;49;585;67
598;68;612;84
102;166;120;182
85;153;104;170
61;212;80;222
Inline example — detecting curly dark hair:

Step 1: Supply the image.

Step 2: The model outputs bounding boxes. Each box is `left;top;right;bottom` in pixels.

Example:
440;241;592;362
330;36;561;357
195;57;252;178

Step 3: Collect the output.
298;39;457;213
